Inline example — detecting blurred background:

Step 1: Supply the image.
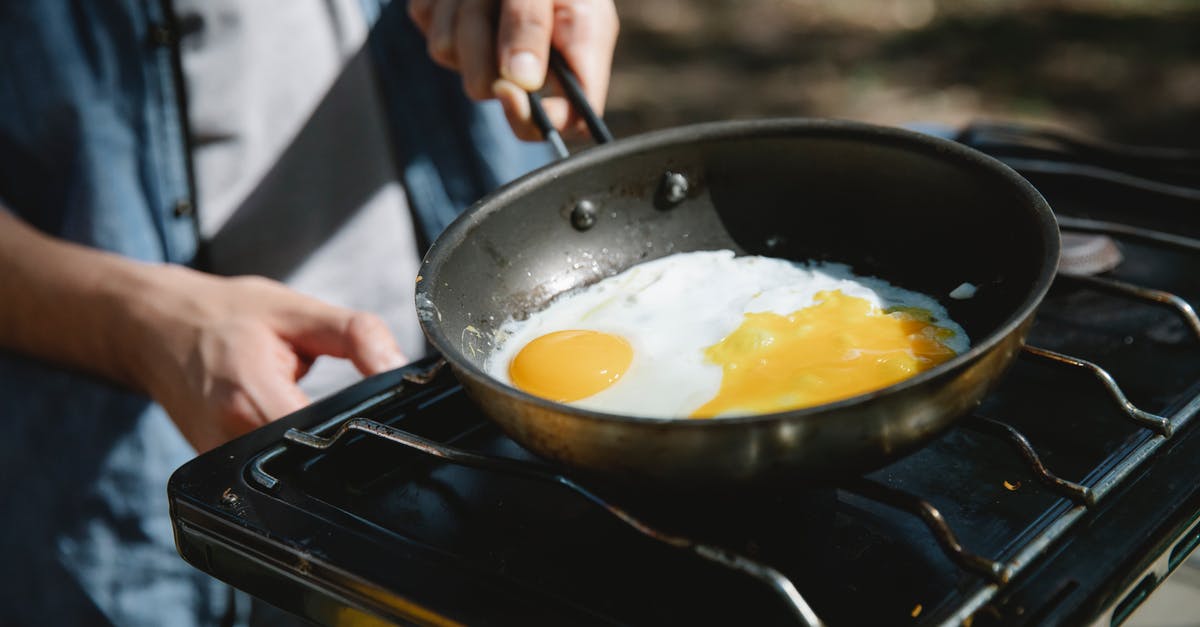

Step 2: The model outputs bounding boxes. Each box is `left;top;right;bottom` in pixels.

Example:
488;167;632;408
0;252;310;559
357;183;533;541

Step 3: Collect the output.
604;0;1199;146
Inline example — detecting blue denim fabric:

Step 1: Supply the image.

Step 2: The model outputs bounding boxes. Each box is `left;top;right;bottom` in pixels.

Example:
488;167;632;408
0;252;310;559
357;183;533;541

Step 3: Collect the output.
0;1;551;625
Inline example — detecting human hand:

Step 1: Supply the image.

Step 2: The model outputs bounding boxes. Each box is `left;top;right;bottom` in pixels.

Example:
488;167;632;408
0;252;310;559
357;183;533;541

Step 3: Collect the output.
126;266;406;453
0;212;403;453
408;0;619;140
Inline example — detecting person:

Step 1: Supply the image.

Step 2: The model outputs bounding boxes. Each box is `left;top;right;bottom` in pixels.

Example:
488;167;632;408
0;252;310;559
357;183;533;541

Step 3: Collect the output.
0;0;618;624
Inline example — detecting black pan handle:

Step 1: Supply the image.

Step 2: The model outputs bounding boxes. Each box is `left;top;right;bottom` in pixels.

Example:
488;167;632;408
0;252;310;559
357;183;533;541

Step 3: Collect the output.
527;91;569;158
527;48;614;158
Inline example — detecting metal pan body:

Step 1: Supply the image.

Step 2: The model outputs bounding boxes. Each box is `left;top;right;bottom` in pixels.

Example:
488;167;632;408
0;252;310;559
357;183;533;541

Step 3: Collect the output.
416;119;1059;487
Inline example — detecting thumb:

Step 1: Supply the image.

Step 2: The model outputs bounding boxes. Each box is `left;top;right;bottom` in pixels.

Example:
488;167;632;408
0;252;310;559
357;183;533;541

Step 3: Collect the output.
497;0;554;91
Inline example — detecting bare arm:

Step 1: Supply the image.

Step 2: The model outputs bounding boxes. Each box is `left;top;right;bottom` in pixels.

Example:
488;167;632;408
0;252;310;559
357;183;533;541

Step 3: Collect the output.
0;209;405;452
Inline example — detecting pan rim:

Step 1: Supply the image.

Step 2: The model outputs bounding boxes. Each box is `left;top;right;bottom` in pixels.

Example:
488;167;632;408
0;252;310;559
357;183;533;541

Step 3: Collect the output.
416;117;1060;429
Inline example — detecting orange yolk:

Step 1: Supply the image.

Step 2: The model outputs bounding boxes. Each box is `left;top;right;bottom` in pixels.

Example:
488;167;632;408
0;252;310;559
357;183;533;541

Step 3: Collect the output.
509;329;633;402
691;290;957;418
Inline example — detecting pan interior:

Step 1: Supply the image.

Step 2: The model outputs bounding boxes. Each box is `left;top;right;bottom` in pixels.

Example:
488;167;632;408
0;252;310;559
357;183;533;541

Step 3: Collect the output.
421;123;1053;397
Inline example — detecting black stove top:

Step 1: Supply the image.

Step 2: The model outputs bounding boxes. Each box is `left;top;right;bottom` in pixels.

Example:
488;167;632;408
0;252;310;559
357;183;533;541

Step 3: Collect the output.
169;123;1200;626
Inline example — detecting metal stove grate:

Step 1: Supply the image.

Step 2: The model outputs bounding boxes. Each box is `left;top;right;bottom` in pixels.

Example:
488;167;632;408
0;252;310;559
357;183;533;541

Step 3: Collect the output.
244;218;1200;627
167;126;1200;626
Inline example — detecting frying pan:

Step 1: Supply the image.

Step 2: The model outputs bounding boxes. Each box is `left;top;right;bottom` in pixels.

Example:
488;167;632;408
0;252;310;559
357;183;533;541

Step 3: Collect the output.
415;115;1058;488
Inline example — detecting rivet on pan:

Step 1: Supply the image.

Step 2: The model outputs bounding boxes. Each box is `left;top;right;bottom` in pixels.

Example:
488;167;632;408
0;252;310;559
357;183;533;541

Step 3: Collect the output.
660;171;689;206
571;199;598;231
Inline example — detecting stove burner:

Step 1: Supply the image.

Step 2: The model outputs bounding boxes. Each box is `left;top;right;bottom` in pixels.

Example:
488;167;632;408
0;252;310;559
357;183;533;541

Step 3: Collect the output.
1059;233;1123;276
170;124;1200;626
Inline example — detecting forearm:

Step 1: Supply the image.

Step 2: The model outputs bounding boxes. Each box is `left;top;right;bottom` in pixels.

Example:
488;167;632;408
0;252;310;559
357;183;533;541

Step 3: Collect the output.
0;208;155;388
1;206;405;450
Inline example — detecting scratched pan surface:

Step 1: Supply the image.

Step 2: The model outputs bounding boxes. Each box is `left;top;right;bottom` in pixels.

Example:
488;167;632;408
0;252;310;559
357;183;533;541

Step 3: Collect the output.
415;118;1059;488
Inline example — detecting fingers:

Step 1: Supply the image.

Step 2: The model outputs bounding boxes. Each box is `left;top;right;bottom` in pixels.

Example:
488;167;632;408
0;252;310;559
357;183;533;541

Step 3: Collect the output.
278;297;406;377
420;0;553;103
456;0;500;99
492;0;618;139
228;305;398;448
550;0;618;118
491;0;553;138
150;270;407;453
411;1;619;140
226;277;405;377
408;0;435;31
243;374;311;426
496;0;554;91
293;353;315;380
493;78;570;141
344;311;408;376
426;0;462;69
191;332;313;452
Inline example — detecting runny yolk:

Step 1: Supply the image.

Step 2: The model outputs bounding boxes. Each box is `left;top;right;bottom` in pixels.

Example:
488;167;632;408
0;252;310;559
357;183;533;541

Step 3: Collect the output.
509;329;633;402
691;290;958;418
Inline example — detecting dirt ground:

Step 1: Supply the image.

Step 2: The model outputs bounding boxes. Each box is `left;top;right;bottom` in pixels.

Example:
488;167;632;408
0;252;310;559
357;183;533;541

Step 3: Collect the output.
605;0;1200;147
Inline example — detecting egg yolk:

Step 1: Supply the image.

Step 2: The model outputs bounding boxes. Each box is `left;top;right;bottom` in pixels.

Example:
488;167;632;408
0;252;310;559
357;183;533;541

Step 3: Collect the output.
691;290;958;418
509;329;633;402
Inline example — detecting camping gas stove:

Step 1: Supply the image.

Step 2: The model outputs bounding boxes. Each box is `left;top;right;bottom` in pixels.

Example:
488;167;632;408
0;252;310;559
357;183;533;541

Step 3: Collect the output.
169;123;1200;626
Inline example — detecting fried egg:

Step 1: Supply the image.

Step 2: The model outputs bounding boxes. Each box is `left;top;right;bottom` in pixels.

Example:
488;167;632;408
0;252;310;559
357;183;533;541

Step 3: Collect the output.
483;250;969;419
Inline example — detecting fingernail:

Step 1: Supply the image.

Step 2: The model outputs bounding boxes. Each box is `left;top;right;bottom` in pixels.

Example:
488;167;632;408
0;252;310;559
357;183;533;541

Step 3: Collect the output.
493;78;526;108
492;78;517;99
506;51;543;91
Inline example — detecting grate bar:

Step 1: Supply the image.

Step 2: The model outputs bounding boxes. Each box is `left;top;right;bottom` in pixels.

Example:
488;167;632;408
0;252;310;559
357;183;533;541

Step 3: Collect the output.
842;478;1009;584
1021;345;1173;436
996;158;1200;201
400;358;448;384
1055;274;1200;342
939;392;1200;627
937;502;1090;627
968;416;1096;506
251;388;400;490
249;361;449;490
1057;216;1200;255
284;417;826;627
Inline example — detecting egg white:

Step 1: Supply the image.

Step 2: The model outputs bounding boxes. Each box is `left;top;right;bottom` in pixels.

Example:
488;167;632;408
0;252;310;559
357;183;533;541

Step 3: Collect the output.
483;250;969;419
